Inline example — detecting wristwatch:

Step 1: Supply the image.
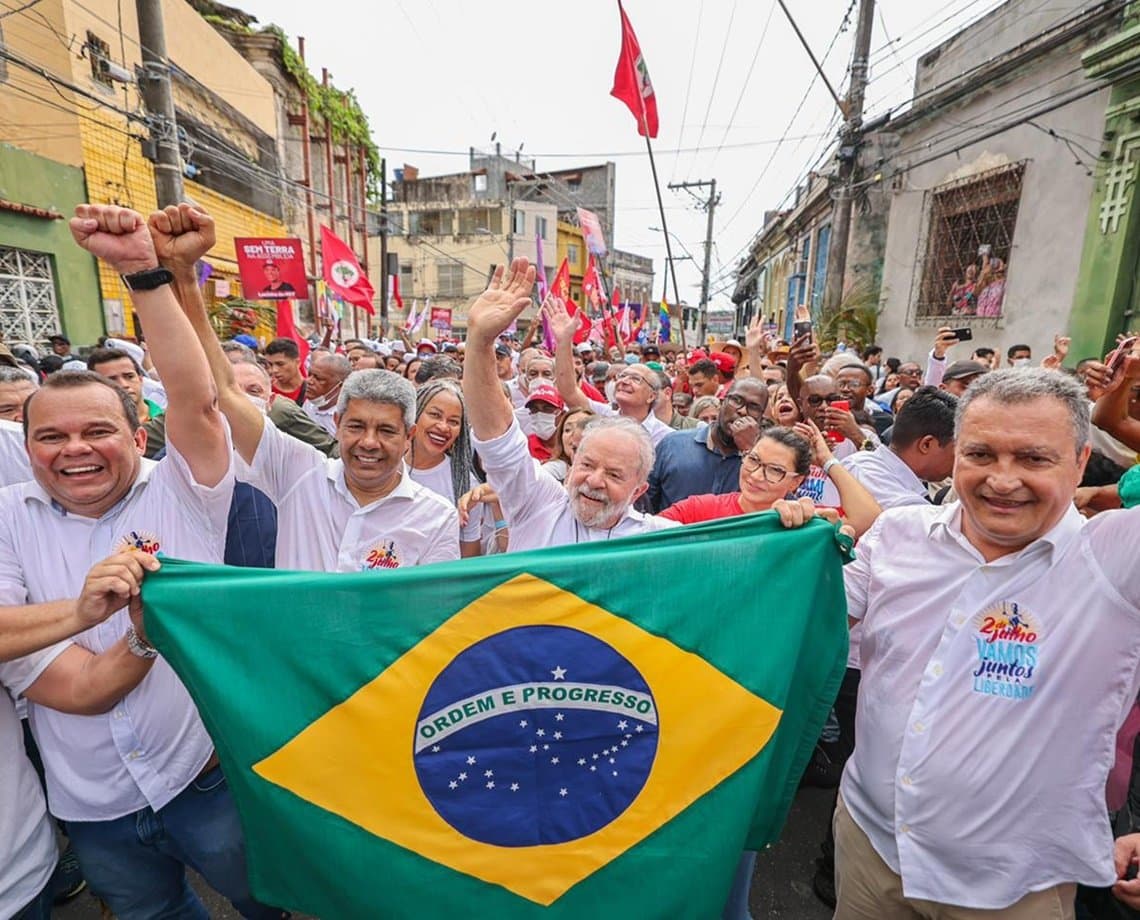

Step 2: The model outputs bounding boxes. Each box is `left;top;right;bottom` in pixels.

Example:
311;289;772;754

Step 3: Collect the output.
860;438;877;451
120;266;174;291
125;625;158;659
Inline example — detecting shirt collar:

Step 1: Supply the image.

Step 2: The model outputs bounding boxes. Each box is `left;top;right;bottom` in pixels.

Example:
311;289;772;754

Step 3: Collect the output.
878;446;927;495
329;458;416;508
928;500;1083;563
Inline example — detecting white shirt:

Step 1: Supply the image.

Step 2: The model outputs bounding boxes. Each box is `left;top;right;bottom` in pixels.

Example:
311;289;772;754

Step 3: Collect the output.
842;446;928;510
0;441;234;821
301;399;338;437
241;420;460;572
507;377;527;409
842;502;1140;909
408;454;481;543
0;645;66;917
585;398;673;447
0;419;30;488
472;419;678;552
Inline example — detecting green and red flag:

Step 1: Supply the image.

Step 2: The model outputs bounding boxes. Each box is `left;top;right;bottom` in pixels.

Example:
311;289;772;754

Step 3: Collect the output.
144;514;850;919
611;1;659;138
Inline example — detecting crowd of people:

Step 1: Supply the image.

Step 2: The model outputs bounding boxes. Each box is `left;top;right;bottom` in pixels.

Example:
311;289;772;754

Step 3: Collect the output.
1;202;1139;920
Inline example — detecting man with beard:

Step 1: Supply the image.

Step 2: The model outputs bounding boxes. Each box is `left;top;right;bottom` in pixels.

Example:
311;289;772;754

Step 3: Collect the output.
463;259;679;548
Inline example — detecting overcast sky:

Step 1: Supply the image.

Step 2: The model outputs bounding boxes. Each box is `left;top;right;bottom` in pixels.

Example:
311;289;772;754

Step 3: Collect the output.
237;0;1017;308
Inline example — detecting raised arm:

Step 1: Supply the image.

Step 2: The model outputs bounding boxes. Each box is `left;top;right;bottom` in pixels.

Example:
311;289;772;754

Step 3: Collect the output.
796;419;881;538
463;258;536;440
542;296;592;411
70;204;228;486
148;205;265;464
1091;354;1140;452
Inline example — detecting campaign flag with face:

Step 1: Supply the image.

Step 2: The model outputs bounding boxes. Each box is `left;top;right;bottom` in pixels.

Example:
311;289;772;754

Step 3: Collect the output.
321;225;375;314
235;238;308;302
610;1;658;138
144;515;849;919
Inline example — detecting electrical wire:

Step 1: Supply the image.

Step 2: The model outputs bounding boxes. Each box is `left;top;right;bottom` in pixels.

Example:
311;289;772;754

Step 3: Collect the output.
688;0;740;177
670;0;706;182
709;0;778;168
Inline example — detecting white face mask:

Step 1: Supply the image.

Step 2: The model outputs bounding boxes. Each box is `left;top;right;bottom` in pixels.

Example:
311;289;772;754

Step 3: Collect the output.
245;393;269;415
604;380;617;403
1012;357;1031;367
531;413;558;440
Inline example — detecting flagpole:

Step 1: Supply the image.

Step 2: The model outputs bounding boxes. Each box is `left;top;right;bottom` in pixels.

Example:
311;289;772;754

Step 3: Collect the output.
643;131;687;350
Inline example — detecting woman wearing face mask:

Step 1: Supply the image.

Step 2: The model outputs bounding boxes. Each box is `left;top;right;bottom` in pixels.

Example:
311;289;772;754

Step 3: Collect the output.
541;407;594;483
406;379;485;557
523;384;565;461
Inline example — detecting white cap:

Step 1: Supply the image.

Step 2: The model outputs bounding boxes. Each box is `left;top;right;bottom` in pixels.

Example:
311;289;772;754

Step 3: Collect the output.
106;337;145;366
417;338;438;353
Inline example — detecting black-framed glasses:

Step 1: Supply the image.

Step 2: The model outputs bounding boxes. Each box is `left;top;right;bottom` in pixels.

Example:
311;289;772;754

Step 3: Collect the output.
805;393;844;407
724;392;767;418
741;454;791;483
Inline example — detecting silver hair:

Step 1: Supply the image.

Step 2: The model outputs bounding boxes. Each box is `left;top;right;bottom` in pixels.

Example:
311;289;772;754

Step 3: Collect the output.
314;352;352;380
0;366;37;386
955;367;1090;454
577;415;655;481
336;369;416;428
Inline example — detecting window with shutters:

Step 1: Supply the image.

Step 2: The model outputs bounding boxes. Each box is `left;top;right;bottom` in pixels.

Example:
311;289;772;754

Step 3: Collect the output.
0;247;62;346
437;262;465;298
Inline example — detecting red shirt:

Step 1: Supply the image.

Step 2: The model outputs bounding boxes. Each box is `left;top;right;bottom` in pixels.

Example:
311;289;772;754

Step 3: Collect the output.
527;434;555;462
273;380;307;406
581;380;605;402
659;492;743;524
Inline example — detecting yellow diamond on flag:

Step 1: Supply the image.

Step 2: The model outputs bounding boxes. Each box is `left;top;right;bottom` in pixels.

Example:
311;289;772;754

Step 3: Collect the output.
253;574;782;906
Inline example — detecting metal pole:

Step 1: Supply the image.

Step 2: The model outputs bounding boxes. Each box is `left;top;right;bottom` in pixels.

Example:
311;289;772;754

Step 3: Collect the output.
135;0;183;206
379;157;389;334
297;37;318;329
644;133;687;350
822;0;875;316
699;179;717;345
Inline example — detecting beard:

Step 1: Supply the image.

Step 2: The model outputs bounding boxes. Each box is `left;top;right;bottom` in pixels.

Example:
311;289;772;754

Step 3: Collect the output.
568;484;630;529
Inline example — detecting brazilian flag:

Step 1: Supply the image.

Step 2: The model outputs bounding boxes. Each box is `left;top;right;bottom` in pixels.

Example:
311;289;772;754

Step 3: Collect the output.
145;513;851;918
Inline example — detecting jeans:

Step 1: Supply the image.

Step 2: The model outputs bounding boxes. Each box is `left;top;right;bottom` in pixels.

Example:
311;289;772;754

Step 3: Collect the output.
66;765;283;920
11;879;52;920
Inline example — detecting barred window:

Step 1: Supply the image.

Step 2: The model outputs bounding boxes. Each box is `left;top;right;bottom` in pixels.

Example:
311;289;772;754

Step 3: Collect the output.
437;262;465;298
0;247;61;345
911;161;1026;323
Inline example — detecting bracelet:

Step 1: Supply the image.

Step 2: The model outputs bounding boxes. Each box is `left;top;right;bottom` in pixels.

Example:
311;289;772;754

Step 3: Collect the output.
494;519;509;531
125;625;158;659
821;457;840;477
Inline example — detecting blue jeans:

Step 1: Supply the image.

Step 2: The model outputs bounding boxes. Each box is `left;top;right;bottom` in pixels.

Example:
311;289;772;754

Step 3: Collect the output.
721;850;757;920
65;765;283;920
11;879;53;920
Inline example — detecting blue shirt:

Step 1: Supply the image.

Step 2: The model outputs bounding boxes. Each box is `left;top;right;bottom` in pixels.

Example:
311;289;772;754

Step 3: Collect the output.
645;424;743;513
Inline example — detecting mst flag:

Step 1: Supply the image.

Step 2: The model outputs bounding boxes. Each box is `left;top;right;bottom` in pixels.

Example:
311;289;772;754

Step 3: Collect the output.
320;225;374;314
144;514;850;919
611;1;659;138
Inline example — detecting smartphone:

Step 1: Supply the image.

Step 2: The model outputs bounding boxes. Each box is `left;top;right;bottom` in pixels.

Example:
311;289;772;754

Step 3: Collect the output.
1107;336;1138;374
825;399;849;446
949;327;973;342
793;320;813;342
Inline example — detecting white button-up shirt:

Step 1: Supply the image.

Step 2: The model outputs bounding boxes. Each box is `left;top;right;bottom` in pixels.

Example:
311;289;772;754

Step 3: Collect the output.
0;419;30;487
842;502;1140;909
241;420;459;572
472;419;678;552
585;398;673;446
0;644;66;917
301;399;338;436
0;442;234;822
842;446;928;511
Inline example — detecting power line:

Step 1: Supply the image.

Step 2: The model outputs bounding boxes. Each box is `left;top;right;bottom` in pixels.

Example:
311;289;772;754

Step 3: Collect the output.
689;0;740;177
709;0;778;168
670;0;706;182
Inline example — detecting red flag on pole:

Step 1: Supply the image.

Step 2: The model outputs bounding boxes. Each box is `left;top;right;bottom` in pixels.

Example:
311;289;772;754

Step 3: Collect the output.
611;2;659;139
320;225;375;314
550;258;592;345
275;301;310;371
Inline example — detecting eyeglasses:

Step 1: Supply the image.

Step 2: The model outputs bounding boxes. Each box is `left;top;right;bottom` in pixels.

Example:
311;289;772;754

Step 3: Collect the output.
805;393;844;406
616;371;659;391
741;454;791;483
724;392;767;418
898;366;922;376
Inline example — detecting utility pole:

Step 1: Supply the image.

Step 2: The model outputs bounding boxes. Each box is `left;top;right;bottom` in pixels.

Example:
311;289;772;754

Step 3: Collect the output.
667;179;719;345
379;157;389;334
135;0;183;206
822;0;875;316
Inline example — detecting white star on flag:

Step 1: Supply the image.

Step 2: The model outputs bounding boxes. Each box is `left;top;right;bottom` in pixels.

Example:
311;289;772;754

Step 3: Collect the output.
553;731;563;740
510;782;519;792
559;788;568;797
578;758;587;765
449;781;457;790
551;666;567;680
555;713;565;721
551;757;560;764
618;720;628;731
636;725;644;733
432;744;441;752
467;755;477;764
486;781;495;789
536;729;545;737
458;772;467;781
590;765;597;771
529;745;538;753
484;769;494;778
519;720;528;728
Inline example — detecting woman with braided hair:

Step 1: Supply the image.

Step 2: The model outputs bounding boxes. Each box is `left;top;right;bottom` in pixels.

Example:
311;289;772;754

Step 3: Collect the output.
405;378;486;556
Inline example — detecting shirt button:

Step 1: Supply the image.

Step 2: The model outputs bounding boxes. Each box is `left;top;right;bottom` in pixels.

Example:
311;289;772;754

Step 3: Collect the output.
930;663;943;678
901;775;913;786
900;824;911;834
953;616;965;627
114;710;123;719
913;721;926;733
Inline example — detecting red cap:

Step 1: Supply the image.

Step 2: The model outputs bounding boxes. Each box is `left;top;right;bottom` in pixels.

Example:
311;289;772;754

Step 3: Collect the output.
709;351;737;375
525;384;565;411
686;349;709;367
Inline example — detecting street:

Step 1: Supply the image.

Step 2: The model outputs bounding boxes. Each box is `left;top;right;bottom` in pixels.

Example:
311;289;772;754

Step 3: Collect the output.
57;786;836;919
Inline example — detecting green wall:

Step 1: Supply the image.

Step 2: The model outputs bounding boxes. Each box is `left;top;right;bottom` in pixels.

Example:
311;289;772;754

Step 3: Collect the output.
0;144;104;346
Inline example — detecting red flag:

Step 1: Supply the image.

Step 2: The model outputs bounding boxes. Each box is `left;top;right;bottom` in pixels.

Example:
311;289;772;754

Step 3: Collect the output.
320;225;375;314
550;258;592;345
275;301;310;371
611;2;659;139
390;271;403;311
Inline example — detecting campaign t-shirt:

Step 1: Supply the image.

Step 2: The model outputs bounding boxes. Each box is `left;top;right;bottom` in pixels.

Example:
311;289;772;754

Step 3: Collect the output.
659;492;743;524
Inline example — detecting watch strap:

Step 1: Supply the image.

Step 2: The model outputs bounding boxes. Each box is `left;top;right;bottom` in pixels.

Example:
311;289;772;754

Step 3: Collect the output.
120;266;174;292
